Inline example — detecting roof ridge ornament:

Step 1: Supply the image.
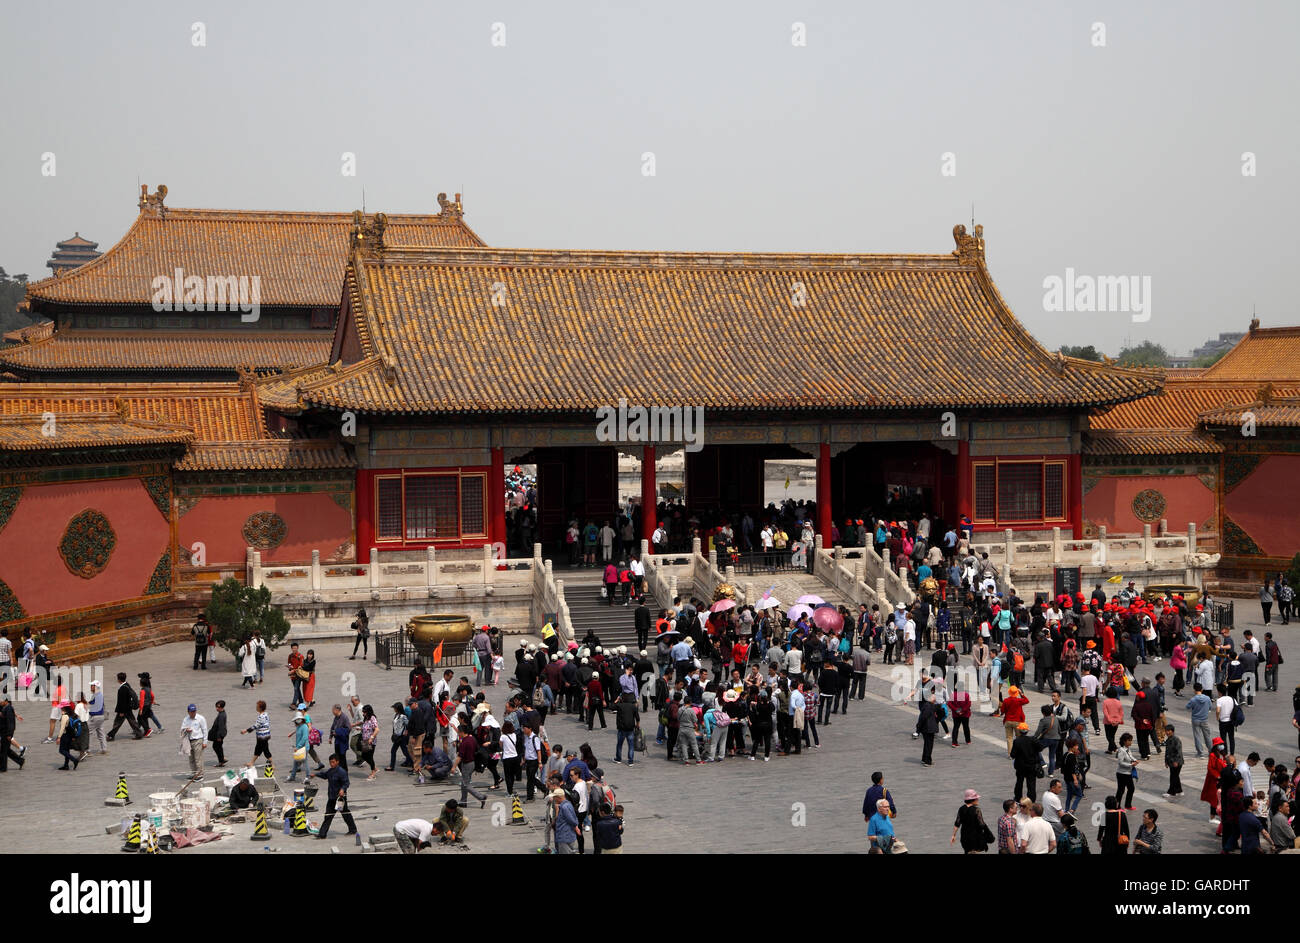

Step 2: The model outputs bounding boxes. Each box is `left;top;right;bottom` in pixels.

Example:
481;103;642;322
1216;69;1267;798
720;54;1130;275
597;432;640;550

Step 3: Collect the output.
437;192;464;220
138;184;168;217
349;211;387;252
952;223;984;264
382;354;398;386
1256;382;1273;405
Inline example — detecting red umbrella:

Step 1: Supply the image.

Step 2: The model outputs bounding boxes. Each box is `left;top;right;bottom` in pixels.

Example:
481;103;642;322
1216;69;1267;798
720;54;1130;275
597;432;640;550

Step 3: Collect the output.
812;607;843;633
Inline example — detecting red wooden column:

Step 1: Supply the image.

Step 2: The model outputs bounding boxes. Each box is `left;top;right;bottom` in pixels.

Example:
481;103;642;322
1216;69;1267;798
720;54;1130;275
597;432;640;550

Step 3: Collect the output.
490;446;507;551
1069;452;1084;540
816;443;832;542
956;439;972;523
641;445;656;552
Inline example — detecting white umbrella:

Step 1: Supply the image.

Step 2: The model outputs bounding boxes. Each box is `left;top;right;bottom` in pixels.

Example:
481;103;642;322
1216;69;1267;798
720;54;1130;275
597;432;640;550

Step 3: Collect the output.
795;594;825;606
754;596;782;610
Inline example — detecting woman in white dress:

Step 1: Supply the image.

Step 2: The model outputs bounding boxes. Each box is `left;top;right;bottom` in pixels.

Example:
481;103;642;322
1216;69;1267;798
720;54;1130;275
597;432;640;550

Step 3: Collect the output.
239;638;259;688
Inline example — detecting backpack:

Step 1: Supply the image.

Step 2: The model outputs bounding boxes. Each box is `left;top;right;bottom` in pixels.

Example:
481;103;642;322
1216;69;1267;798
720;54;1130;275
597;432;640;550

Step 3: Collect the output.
710;708;731;728
1012;652;1025;672
69;717;84;739
885;626;898;644
308;724;322;746
1058;830;1086;855
128;688;139;712
538;739;550;764
1231;700;1245;727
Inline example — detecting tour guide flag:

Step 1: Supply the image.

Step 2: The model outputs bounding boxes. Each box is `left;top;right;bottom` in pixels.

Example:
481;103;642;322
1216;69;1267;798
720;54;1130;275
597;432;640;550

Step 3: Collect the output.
432;640;444;664
1107;574;1125;584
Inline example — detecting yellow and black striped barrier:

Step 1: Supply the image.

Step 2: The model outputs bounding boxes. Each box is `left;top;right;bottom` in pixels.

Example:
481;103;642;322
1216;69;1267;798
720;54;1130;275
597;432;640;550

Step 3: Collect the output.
121;814;141;853
250;802;269;840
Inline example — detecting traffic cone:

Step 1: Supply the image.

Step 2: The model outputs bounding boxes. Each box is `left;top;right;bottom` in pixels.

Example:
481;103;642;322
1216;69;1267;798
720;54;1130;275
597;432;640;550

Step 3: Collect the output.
303;786;317;812
115;771;131;803
510;794;527;825
263;758;275;779
250;802;269;840
291;801;309;837
121;814;141;852
143;822;159;855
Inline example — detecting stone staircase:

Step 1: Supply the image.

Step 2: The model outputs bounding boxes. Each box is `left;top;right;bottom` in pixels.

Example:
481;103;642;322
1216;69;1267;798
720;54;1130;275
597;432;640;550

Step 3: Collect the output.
562;569;652;651
764;572;854;612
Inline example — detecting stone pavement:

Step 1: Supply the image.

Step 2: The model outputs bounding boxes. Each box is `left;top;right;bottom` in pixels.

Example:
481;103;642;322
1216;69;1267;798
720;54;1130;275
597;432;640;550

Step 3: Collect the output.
2;600;1294;855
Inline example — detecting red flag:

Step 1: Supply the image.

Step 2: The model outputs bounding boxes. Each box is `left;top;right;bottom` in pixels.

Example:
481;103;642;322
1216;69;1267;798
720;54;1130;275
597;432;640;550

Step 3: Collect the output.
432;640;444;664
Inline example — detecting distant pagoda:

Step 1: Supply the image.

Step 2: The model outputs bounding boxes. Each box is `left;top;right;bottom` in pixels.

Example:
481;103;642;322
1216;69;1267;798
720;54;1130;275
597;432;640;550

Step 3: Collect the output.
45;232;101;275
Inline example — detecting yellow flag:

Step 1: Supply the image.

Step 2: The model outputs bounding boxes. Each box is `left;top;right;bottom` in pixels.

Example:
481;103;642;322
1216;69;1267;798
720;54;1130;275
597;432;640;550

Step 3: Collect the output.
784;477;791;490
1106;574;1124;584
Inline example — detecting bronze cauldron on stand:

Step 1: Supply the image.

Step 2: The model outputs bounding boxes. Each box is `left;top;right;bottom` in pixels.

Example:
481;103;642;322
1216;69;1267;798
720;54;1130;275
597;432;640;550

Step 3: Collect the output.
405;614;474;659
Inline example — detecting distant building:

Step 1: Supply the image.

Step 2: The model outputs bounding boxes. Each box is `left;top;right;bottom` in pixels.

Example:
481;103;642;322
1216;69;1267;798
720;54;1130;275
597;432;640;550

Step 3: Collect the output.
44;232;101;275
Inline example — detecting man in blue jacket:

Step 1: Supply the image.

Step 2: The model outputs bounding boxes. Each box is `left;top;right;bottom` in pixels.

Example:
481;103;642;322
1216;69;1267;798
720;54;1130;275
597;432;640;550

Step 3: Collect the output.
553;789;580;854
314;753;357;839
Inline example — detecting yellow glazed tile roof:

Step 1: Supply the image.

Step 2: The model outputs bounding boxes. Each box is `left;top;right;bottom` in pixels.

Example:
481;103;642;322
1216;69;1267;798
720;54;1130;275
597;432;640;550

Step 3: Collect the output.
0;330;332;374
1200;325;1300;381
25;187;485;309
260;226;1162;415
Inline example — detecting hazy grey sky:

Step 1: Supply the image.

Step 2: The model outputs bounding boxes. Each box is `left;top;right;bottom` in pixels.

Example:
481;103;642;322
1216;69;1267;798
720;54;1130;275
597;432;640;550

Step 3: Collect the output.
2;0;1294;355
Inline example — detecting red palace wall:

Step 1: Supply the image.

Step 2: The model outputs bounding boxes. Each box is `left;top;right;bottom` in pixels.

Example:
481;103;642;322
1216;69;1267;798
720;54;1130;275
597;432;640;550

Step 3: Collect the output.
177;493;353;566
0;477;170;617
1084;473;1214;535
1224;455;1300;558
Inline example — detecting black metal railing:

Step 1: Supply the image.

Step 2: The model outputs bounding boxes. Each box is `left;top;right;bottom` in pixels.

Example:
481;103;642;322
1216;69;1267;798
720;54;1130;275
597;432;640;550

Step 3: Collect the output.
1208;600;1234;631
374;630;475;670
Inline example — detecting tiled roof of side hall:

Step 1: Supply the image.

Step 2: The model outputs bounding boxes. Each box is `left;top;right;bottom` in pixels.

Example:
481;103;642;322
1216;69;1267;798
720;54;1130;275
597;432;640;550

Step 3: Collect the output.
0;383;352;469
1198;323;1300;381
0;330;332;374
257;225;1163;416
24;186;486;309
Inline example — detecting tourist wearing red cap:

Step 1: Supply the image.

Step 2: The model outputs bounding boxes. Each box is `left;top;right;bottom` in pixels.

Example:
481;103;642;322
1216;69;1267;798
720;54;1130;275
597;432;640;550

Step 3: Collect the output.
1169;639;1189;696
1131;690;1158;759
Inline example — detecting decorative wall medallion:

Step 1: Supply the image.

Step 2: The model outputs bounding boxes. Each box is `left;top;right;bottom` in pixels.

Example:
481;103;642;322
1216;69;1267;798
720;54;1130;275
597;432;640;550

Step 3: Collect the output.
59;509;117;579
0;487;20;534
144;550;172;597
1130;488;1167;524
0;579;25;622
142;476;171;518
242;511;287;551
1222;517;1265;557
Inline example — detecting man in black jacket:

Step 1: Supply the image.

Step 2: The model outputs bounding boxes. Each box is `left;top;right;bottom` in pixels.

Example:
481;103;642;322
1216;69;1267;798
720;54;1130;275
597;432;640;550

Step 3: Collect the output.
313;753;357;839
634;602;652;651
1034;632;1059;693
613;692;640;765
916;696;939;767
106;672;143;741
0;694;23;771
1011;724;1040;801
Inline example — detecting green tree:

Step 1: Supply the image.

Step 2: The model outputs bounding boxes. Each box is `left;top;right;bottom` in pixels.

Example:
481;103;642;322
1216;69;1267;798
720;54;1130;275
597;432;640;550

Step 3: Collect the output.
1286;553;1300;596
1190;350;1228;368
0;268;35;336
1117;341;1169;367
1059;345;1102;361
204;578;290;657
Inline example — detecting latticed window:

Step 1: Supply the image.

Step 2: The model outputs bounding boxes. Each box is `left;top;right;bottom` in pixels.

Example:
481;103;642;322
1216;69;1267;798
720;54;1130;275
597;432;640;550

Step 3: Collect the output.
460;476;486;537
997;463;1042;521
405;475;458;541
376;477;402;540
1044;463;1065;520
974;464;996;521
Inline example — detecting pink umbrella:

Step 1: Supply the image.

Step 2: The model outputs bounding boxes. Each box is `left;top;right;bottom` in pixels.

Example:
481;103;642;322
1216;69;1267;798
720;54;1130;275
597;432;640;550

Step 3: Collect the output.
787;604;814;621
710;599;736;613
795;594;825;606
812;607;843;633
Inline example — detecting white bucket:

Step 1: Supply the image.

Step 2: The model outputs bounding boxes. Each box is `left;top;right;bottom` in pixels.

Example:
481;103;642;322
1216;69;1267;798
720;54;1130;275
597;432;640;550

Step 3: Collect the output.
199;786;217;808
